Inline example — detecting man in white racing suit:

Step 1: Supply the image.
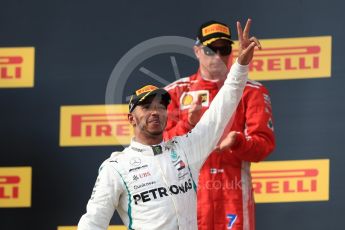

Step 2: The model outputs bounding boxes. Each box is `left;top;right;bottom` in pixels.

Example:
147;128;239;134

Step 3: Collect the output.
78;19;261;230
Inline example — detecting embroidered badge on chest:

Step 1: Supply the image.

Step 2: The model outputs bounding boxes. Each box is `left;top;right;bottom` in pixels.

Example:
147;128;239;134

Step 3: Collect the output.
152;145;163;155
179;90;210;110
170;150;188;180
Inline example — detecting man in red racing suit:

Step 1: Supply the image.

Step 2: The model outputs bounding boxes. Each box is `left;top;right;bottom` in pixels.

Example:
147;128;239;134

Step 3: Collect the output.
163;20;275;230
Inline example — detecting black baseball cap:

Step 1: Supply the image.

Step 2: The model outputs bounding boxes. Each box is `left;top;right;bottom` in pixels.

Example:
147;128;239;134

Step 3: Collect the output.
128;85;171;113
196;20;233;46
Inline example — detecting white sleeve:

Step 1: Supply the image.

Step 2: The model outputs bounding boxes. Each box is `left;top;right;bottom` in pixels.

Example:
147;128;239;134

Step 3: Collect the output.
78;162;124;230
176;60;248;174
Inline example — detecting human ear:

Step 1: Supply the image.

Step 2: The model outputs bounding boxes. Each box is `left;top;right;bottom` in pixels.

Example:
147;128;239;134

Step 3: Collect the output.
128;113;135;126
194;46;200;59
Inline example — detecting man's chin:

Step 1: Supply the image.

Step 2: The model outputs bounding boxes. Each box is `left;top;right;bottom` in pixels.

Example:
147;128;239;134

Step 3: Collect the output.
210;68;227;76
145;126;164;136
148;130;163;136
144;122;166;136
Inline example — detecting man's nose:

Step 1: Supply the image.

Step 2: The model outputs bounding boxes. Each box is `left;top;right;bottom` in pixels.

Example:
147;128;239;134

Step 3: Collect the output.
150;111;160;119
149;107;160;114
214;50;222;58
151;109;158;113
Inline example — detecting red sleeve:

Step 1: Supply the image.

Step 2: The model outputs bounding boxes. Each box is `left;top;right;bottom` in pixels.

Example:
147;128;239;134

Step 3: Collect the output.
163;86;193;140
230;84;276;162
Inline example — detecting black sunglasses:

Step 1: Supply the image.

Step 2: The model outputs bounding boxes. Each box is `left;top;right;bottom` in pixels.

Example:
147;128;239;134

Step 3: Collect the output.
202;45;232;56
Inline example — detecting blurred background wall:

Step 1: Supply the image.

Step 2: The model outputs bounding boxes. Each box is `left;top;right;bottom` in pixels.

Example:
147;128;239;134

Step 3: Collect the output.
1;0;344;229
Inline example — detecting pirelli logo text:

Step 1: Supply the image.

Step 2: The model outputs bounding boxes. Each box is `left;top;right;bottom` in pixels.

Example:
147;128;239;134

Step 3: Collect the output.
0;167;32;208
0;47;35;88
58;226;126;230
251;159;329;203
230;36;332;80
60;105;133;146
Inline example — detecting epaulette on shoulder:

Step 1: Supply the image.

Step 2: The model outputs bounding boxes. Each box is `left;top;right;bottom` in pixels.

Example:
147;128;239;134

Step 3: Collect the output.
110;151;124;158
165;139;176;148
246;79;263;87
165;76;192;91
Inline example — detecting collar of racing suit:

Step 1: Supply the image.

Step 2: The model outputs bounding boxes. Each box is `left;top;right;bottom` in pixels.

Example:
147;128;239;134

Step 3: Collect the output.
130;138;168;156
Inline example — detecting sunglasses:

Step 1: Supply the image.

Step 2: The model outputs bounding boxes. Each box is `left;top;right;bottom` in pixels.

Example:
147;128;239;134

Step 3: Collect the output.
202;45;232;56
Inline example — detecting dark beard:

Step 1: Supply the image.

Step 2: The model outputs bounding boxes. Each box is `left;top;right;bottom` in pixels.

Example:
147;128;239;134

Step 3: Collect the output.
134;114;166;138
146;129;163;136
138;122;164;137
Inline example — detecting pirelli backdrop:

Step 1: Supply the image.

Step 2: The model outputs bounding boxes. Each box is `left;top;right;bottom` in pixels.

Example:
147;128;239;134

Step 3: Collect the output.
1;0;344;229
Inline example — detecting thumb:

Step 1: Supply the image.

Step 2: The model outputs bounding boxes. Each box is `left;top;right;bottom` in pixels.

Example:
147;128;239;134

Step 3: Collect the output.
218;131;238;151
195;95;202;105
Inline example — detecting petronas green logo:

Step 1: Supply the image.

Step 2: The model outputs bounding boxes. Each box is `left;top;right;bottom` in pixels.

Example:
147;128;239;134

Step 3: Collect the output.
170;150;178;161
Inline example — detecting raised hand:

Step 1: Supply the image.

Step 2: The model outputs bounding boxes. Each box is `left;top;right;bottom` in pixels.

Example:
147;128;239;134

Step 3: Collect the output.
215;131;239;152
237;18;261;65
188;95;203;127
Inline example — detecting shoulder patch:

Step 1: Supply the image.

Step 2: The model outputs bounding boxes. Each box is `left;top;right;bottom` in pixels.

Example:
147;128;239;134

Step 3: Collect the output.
165;77;190;88
110;151;124;158
165;139;176;148
247;79;262;86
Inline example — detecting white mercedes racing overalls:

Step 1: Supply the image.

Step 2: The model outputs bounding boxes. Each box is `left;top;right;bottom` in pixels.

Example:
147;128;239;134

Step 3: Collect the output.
78;61;248;230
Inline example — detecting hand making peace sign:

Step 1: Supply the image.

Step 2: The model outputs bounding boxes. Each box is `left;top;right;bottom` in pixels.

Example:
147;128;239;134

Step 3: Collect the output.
236;18;262;65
